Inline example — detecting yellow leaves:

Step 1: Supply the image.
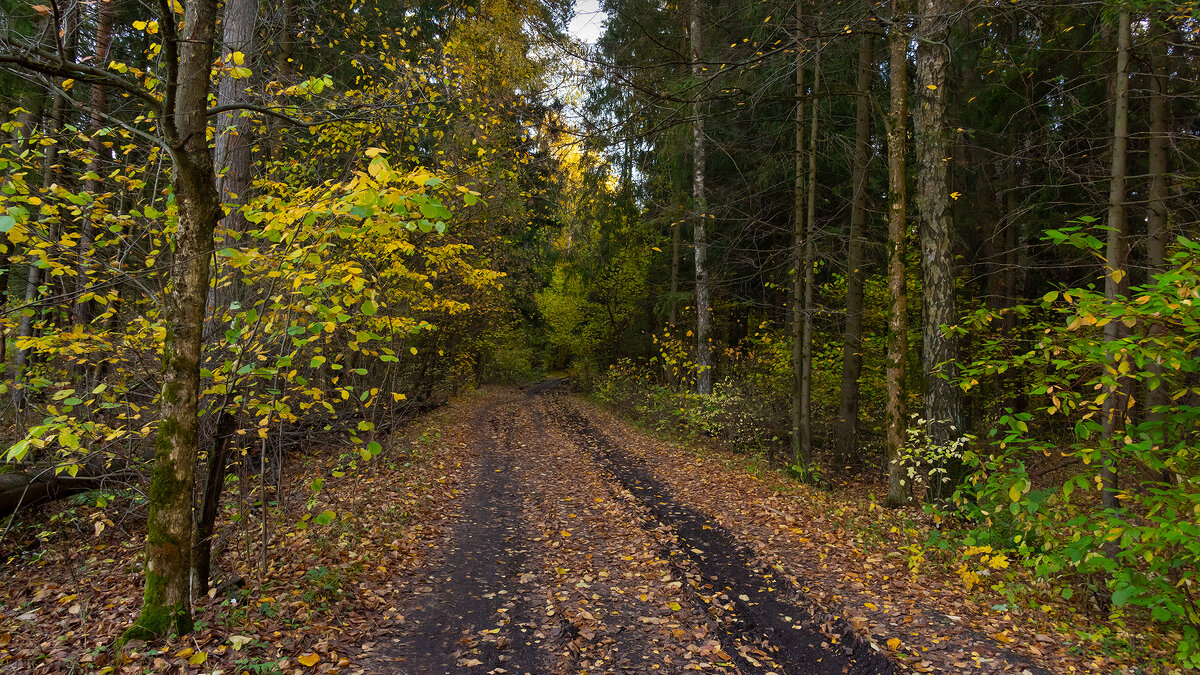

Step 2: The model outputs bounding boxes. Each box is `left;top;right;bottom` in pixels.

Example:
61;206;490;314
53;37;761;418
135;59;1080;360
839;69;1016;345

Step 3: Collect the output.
1009;480;1025;502
956;564;981;590
407;168;438;187
132;20;159;34
61;79;75;90
864;602;878;610
926;84;938;90
297;653;320;667
987;553;1009;569
949;191;961;200
887;637;902;650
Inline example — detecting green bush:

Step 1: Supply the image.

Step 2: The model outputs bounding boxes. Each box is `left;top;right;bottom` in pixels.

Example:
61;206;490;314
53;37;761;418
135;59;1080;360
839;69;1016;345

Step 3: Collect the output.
954;226;1200;667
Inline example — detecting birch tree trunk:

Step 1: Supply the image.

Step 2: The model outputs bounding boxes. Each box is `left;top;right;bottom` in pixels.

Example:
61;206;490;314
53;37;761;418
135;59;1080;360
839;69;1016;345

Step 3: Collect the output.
885;0;912;507
690;0;711;395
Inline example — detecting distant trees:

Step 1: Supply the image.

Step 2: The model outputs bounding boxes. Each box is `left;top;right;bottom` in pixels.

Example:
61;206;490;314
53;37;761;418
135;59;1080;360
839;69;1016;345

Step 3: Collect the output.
581;0;1198;483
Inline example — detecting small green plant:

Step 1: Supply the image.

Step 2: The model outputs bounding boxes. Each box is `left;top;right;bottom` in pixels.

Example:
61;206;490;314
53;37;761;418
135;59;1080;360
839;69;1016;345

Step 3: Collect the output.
234;655;284;674
302;565;346;609
786;461;827;488
900;415;974;501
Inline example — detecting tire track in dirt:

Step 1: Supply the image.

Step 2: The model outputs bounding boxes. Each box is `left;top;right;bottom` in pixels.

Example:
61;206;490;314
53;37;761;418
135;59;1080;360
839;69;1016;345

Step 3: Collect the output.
366;404;545;674
543;393;896;675
519;386;738;673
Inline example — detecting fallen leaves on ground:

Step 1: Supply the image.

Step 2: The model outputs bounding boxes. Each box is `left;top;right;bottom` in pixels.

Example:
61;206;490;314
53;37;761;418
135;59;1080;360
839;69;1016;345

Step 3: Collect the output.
574;397;1173;673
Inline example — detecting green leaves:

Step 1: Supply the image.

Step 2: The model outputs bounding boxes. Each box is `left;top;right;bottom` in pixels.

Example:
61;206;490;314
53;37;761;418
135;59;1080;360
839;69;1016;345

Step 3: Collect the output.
954;232;1200;652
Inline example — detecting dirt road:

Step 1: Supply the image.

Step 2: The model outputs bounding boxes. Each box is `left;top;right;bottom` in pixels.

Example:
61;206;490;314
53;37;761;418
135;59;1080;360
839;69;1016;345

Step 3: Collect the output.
365;383;894;674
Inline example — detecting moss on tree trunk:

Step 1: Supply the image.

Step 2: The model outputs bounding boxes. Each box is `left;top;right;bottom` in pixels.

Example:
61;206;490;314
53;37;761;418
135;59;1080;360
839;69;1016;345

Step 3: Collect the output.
118;0;220;647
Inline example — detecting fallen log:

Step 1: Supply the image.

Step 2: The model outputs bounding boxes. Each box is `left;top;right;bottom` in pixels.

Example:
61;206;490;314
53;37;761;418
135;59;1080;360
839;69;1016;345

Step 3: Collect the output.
0;468;139;518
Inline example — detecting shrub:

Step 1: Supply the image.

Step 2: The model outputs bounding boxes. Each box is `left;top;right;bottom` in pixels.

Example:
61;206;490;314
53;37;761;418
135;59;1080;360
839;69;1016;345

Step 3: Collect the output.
953;227;1200;667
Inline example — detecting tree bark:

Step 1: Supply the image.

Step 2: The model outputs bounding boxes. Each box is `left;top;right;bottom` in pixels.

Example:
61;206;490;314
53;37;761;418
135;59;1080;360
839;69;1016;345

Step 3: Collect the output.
13;91;64;410
1100;9;1131;551
191;0;259;595
690;0;711;395
835;30;873;468
122;0;221;644
915;0;961;499
212;0;258;309
800;52;821;467
1145;15;1169;433
192;411;237;596
885;0;912;508
0;468;138;518
668;212;681;328
790;1;807;468
74;0;116;333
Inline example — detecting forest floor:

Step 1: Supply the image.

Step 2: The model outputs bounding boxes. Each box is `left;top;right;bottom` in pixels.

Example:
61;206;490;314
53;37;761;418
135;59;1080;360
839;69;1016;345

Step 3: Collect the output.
0;384;1162;674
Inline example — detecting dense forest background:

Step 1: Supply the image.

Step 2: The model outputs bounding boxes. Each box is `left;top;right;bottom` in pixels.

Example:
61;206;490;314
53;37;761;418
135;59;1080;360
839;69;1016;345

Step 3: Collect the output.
1;0;1199;668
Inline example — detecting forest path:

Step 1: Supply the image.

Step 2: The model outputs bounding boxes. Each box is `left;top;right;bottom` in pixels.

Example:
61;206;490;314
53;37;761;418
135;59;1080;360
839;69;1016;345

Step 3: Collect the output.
364;383;893;674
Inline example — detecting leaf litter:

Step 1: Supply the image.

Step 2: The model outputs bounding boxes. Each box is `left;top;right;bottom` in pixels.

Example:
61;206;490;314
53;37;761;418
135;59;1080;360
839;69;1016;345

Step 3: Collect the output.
1;383;1141;674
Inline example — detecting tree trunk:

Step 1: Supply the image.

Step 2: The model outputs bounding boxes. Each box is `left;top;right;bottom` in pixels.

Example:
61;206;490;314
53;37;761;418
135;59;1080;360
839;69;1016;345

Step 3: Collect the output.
915;0;961;499
13;92;64;410
122;0;221;644
690;0;711;395
74;0;116;333
268;0;297;163
212;0;258;309
668;212;681;328
0;468;138;518
835;31;873;468
1100;9;1131;552
192;411;237;596
800;52;821;466
790;2;807;468
1145;15;1169;433
885;0;912;508
191;0;258;596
